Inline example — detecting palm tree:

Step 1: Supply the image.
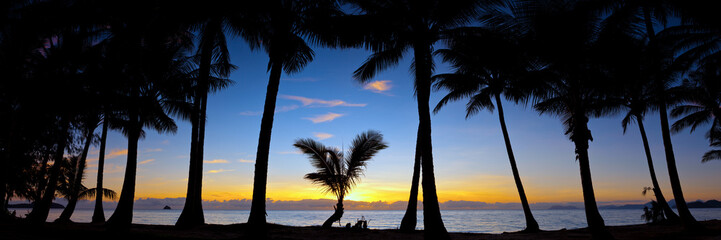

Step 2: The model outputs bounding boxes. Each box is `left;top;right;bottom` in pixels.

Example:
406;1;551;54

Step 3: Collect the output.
55;116;100;223
344;1;488;237
525;0;618;237
293;130;388;228
432;27;540;232
105;6;193;226
92;114;110;223
24;27;92;224
175;6;236;227
55;153;118;222
242;0;341;227
619;76;680;222
591;0;699;227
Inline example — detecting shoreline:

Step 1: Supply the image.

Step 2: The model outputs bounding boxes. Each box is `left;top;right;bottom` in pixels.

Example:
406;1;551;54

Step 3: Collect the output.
3;219;721;239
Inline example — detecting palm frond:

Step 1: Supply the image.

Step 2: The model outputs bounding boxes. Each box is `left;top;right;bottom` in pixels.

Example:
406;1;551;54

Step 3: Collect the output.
345;130;388;190
702;150;721;162
671;110;710;133
353;45;408;82
77;187;117;200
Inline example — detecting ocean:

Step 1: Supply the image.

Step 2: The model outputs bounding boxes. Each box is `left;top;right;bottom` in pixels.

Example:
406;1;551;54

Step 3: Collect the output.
9;208;721;233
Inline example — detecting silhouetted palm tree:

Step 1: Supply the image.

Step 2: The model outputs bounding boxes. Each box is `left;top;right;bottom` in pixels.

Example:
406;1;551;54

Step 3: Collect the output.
432;27;540;232
242;0;341;227
525;0;619;237
176;3;237;227
55;153;118;222
56;116;101;223
620;76;680;222
24;26;93;224
345;1;489;237
641;20;702;231
92;114;110;223
105;4;193;226
293;130;388;228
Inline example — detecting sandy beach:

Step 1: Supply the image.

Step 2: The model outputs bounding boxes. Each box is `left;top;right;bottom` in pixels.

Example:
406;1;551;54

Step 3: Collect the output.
3;220;721;240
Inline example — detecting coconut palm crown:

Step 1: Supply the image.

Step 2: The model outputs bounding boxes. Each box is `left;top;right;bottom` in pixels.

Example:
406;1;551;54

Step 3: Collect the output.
293;130;388;228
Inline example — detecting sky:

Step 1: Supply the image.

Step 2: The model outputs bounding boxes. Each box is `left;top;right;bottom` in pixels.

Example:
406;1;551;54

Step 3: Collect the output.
77;35;721;209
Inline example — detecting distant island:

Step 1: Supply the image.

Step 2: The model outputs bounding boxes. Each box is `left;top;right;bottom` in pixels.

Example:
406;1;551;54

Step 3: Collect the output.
548;200;721;210
8;203;65;209
163;205;171;210
686;200;721;208
547;205;580;210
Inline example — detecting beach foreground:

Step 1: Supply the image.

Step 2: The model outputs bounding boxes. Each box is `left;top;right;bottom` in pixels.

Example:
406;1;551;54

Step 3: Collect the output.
3;220;721;240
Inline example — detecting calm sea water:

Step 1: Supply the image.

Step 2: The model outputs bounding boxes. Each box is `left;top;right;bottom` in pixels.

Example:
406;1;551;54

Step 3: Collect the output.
9;208;721;233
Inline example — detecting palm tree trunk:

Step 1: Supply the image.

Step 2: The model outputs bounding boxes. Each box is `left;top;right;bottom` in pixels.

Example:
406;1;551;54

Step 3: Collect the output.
643;5;698;229
248;57;283;226
399;126;422;232
34;154;51;203
0;184;5;214
92;117;109;223
636;115;678;221
659;104;699;227
57;124;96;223
28;118;69;224
177;100;201;227
322;200;344;228
572;114;611;239
495;94;539;232
177;20;217;226
413;41;449;240
107;111;141;228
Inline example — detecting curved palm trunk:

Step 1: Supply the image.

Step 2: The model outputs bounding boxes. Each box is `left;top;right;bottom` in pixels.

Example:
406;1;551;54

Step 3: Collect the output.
92;117;109;223
56;125;96;223
248;58;283;226
399;126;422;232
642;5;698;228
177;20;218;227
636;116;678;221
414;41;449;240
322;201;344;228
572;114;610;239
495;95;539;232
659;104;699;228
107;111;141;228
28;118;69;224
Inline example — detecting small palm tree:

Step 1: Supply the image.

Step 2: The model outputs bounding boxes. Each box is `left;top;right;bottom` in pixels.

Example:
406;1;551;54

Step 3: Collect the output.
293;130;388;228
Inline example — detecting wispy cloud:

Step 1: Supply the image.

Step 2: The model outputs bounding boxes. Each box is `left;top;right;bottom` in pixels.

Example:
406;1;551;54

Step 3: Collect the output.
281;95;366;107
239;111;261;116
107;149;128;159
144;148;163;153
161;140;170;145
363;80;393;94
207;169;235;174
204;159;229;164
278;150;303;155
282;77;318;82
313;132;334;140
238;159;255;163
88;163;124;174
139;159;155;165
304;112;344;123
276;105;299;113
